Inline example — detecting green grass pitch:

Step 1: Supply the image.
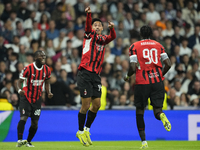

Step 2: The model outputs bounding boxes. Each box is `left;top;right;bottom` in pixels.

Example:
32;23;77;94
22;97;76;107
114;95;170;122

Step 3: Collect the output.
0;141;199;150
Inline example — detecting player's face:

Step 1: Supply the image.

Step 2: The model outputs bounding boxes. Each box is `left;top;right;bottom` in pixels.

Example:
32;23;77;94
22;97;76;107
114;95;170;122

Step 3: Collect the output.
92;21;103;35
37;51;46;65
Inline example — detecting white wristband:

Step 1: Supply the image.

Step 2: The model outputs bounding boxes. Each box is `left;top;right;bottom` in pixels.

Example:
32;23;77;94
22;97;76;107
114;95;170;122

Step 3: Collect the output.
126;75;129;79
18;89;22;94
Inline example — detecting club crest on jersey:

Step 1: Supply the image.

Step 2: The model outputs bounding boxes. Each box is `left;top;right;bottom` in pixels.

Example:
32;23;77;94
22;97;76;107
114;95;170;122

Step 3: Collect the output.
84;89;87;95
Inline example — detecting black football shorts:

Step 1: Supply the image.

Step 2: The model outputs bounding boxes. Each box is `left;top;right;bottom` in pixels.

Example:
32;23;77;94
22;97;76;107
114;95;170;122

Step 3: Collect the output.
77;68;101;98
19;96;42;120
134;81;164;108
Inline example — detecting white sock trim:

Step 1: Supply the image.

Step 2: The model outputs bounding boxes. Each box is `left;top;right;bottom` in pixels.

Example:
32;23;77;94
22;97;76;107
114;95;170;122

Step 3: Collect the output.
84;127;90;132
142;141;147;145
78;130;84;134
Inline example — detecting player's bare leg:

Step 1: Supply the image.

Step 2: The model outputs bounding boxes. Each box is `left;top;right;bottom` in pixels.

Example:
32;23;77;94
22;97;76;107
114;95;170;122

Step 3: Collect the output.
76;97;91;146
84;97;101;145
16;116;28;147
153;107;171;131
136;107;148;149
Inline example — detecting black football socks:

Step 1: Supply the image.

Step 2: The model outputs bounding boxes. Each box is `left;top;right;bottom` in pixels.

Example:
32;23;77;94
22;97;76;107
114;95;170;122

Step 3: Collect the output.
85;110;97;128
78;112;86;131
136;114;146;141
27;126;38;142
17;120;26;140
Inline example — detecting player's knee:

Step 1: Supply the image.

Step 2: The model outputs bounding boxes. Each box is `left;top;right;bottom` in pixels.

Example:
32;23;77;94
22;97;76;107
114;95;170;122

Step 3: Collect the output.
20;116;28;122
31;120;38;128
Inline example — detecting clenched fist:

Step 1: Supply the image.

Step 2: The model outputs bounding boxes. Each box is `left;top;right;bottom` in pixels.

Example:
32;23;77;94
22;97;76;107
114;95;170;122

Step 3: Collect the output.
85;6;91;13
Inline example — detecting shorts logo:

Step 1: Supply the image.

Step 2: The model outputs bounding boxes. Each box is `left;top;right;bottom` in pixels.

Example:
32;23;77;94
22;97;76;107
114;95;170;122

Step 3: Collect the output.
84;89;87;95
34;109;41;116
22;109;25;114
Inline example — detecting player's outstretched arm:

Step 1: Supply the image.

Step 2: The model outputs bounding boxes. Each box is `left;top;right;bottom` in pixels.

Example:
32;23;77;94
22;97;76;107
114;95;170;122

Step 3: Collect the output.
97;21;116;45
124;62;136;82
162;58;171;76
17;79;25;96
85;6;92;34
45;79;53;99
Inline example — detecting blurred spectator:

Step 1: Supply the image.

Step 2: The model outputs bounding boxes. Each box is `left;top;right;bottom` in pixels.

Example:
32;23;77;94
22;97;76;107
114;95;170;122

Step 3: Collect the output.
74;17;84;31
67;63;78;83
189;94;199;106
20;28;32;50
0;35;8;61
10;93;19;109
62;2;76;21
51;2;63;21
53;29;68;51
182;54;192;71
74;0;85;18
111;37;123;56
99;3;109;22
60;69;73;86
1;80;14;94
13;21;24;37
172;10;186;34
38;13;49;30
46;57;54;72
131;2;142;20
9;11;23;31
162;21;174;37
163;36;173;56
139;13;149;27
187;80;200;101
45;0;56;14
155;0;166;12
5;36;20;53
53;61;62;78
35;2;51;22
2;20;13;43
46;20;59;40
165;55;177;81
6;52;19;73
115;1;125;22
71;48;81;65
115;21;130;40
188;24;200;49
23;11;36;29
90;0;101;13
17;1;31;21
62;39;73;59
38;30;48;48
31;21;40;40
45;73;74;106
182;1;198;27
165;1;176;20
56;12;68;30
171;26;183;46
46;39;55;57
119;94;128;106
155;11;167;30
71;29;84;49
0;61;6;82
146;2;160;25
18;45;26;63
173;79;182;97
104;46;115;64
24;53;34;67
123;12;134;31
180;93;189;106
0;3;12;22
179;37;192;57
61;56;71;73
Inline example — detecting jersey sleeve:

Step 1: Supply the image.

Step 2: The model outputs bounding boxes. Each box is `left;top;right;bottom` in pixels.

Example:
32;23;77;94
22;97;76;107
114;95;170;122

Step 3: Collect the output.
19;66;29;79
160;44;169;61
84;13;92;37
129;44;138;63
96;28;116;45
46;67;51;80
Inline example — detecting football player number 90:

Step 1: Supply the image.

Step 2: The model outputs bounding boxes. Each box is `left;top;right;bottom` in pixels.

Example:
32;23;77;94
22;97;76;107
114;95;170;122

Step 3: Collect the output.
143;48;158;64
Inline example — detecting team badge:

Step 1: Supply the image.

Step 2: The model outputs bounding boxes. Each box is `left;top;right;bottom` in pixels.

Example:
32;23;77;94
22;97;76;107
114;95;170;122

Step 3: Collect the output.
22;109;25;114
84;89;87;95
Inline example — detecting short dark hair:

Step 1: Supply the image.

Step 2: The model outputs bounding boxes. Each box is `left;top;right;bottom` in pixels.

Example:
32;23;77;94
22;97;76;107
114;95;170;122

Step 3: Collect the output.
34;50;43;58
140;25;153;39
92;18;103;26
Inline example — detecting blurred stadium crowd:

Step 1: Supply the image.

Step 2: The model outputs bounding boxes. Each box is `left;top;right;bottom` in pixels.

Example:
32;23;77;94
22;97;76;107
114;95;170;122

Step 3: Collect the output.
0;0;200;110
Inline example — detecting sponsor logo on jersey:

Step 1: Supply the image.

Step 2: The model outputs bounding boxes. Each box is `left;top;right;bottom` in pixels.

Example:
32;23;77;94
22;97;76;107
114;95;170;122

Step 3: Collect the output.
148;72;159;78
31;79;44;86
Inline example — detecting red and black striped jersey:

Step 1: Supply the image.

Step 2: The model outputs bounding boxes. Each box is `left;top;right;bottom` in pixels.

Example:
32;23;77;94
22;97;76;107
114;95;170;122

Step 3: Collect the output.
19;62;51;103
129;39;169;85
78;13;116;74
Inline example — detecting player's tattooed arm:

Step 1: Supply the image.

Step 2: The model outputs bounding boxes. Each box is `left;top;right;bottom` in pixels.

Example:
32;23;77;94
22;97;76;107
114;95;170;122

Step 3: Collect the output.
124;62;136;82
17;79;25;96
45;79;53;99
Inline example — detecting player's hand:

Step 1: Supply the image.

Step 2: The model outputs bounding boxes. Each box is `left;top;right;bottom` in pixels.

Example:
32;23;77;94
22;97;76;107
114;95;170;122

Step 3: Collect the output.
124;76;129;82
85;6;91;13
48;93;53;99
108;21;114;28
19;90;25;96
